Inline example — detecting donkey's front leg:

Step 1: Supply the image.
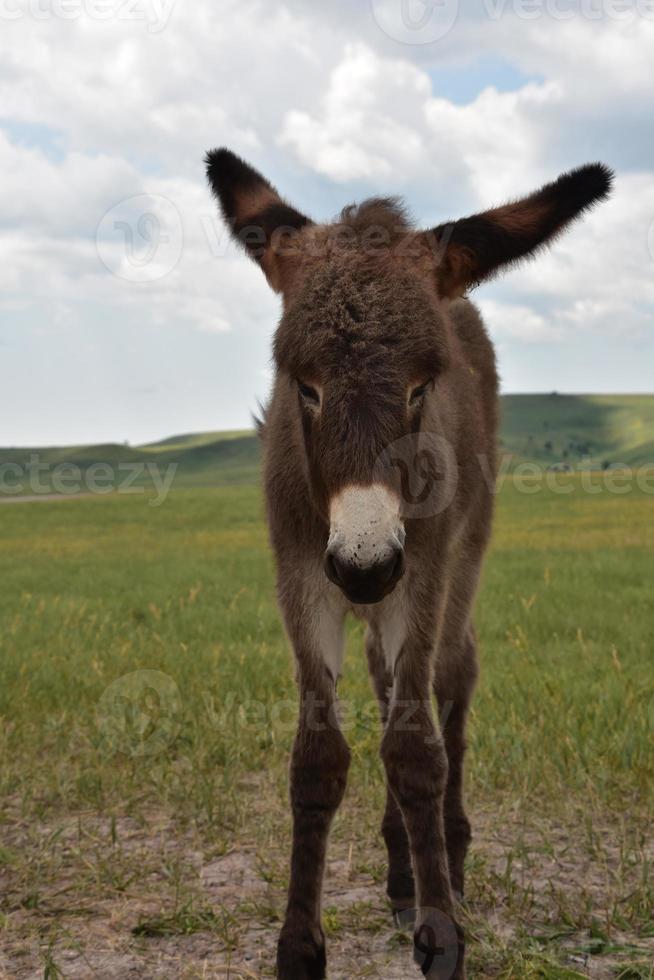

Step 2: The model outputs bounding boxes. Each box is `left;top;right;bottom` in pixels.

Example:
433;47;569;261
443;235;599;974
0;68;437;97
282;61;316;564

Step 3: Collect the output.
365;629;415;914
277;645;350;980
381;649;465;979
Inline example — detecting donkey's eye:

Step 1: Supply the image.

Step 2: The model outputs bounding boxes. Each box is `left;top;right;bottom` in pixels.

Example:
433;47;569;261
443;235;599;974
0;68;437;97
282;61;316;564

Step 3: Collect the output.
409;381;432;406
298;381;321;407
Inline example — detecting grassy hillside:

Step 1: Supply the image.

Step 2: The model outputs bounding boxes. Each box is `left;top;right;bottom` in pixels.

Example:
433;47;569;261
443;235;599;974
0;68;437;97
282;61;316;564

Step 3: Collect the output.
0;430;261;494
2;395;653;496
500;393;654;468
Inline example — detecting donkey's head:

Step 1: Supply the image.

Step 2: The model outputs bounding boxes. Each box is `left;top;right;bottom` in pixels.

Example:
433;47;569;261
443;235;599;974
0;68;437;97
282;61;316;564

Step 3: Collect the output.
206;149;612;604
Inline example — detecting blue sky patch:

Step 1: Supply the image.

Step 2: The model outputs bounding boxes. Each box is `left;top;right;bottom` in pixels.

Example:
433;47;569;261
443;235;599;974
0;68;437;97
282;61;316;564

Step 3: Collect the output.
427;55;543;104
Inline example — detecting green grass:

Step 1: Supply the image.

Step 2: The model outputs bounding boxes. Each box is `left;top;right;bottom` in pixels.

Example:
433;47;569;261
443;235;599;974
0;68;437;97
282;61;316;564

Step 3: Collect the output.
0;478;652;977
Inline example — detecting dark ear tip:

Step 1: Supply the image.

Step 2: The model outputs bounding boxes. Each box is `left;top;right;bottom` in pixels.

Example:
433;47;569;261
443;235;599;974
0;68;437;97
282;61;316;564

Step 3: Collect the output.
584;161;614;194
568;161;615;204
204;147;243;189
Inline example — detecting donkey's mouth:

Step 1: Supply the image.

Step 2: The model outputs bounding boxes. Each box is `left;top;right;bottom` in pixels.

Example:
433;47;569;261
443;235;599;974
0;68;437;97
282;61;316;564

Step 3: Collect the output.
324;546;405;605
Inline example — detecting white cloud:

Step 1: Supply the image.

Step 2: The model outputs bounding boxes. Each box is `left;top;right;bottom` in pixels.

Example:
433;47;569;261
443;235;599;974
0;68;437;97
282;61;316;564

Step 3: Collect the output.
477;14;654;101
0;2;336;174
280;43;430;182
478;299;557;342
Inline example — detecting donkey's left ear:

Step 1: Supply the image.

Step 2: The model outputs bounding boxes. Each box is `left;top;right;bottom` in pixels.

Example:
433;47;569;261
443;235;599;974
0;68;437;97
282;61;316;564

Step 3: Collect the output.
428;163;613;299
205;148;312;294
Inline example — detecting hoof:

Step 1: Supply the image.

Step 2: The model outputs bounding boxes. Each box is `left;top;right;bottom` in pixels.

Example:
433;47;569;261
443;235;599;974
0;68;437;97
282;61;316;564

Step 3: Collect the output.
413;911;465;979
277;926;326;980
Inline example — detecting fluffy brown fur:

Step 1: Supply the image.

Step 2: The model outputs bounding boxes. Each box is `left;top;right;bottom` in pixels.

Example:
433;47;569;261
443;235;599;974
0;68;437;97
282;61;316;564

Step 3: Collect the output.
205;149;612;979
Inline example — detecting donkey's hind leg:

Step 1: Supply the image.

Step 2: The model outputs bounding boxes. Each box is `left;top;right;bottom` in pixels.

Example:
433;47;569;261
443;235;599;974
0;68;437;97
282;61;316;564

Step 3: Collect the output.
381;645;465;978
365;629;415;916
434;626;478;900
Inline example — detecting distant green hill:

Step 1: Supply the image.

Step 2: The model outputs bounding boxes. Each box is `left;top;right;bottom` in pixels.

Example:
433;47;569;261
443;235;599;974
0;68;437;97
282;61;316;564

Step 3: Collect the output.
2;395;653;496
500;394;654;468
0;430;260;495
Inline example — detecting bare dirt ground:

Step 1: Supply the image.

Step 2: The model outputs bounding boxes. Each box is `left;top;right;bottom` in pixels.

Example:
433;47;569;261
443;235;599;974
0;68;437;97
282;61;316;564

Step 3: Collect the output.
1;787;651;980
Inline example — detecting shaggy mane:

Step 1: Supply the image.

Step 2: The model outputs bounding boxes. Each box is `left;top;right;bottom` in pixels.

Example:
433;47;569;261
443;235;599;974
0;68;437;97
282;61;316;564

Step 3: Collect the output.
337;196;412;243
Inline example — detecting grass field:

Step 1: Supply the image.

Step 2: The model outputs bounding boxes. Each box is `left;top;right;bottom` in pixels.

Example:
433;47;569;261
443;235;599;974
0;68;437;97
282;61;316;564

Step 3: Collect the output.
0;478;652;978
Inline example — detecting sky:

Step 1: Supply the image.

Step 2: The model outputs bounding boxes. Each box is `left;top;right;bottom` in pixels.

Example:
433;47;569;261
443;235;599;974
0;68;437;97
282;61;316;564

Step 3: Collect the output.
1;0;653;446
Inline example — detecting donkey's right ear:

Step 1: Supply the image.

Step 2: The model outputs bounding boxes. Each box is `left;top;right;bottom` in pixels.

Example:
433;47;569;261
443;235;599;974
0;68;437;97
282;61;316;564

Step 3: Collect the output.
426;163;613;298
205;148;311;294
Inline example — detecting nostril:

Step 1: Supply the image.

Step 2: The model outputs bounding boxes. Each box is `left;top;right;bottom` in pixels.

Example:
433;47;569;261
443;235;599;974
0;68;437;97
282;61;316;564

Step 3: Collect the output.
391;547;405;583
324;550;343;587
380;546;405;585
